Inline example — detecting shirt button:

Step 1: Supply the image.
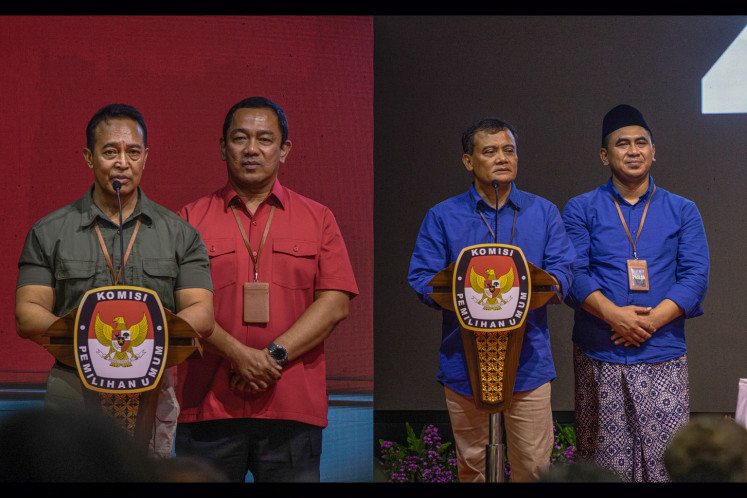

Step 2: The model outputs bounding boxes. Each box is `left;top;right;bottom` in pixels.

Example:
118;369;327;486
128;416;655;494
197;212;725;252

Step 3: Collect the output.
293;246;299;252
210;246;216;252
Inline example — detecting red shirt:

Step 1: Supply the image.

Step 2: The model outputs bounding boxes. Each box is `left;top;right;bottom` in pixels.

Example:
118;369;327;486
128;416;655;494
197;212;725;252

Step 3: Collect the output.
175;181;359;427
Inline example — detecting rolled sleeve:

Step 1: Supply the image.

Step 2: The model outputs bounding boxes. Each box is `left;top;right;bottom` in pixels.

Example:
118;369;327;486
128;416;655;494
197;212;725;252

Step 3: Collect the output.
541;204;575;300
17;227;55;288
174;226;213;293
408;210;450;310
664;201;709;318
562;197;602;308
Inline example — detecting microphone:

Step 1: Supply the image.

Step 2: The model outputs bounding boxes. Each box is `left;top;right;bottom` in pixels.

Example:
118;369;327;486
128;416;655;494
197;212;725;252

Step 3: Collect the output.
113;180;125;285
492;180;499;243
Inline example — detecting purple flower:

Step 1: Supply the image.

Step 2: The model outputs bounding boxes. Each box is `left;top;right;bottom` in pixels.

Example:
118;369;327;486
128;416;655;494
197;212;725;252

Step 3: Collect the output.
379;423;459;483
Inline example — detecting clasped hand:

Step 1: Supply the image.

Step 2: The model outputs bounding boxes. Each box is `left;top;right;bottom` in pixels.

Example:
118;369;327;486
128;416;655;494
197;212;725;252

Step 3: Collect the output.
608;305;656;347
228;347;283;393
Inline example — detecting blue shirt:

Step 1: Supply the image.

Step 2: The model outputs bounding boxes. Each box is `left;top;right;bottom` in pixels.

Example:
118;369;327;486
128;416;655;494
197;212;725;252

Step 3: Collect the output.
408;183;575;395
562;177;709;364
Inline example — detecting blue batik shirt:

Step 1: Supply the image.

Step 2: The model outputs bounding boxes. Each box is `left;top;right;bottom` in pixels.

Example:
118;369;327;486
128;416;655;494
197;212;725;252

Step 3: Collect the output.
562;176;709;364
408;183;575;396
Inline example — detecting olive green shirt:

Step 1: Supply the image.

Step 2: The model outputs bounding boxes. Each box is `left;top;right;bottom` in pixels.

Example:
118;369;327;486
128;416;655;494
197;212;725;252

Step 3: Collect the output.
17;185;213;316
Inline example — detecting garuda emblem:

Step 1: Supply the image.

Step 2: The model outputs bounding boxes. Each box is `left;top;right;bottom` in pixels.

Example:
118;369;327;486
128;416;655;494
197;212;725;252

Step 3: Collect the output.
452;244;531;332
75;285;168;393
470;267;514;310
95;313;148;367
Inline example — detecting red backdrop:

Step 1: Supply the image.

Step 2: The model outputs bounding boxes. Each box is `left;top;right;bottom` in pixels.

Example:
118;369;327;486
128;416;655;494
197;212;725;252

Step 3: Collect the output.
0;16;373;393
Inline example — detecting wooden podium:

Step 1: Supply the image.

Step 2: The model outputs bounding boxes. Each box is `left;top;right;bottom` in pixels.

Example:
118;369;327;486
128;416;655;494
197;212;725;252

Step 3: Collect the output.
428;252;560;412
427;244;560;481
41;293;203;455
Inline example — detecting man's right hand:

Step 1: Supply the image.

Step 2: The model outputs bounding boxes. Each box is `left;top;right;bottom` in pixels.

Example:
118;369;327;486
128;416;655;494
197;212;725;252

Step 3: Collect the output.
606;305;655;347
228;345;283;393
581;290;655;347
201;323;283;393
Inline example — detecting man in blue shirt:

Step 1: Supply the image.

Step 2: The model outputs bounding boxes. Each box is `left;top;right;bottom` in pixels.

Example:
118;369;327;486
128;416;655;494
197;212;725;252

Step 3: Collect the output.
408;118;575;482
562;104;709;482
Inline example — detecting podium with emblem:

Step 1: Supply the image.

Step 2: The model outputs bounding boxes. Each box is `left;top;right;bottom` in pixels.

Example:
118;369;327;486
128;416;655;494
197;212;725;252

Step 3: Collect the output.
427;244;561;482
40;285;203;455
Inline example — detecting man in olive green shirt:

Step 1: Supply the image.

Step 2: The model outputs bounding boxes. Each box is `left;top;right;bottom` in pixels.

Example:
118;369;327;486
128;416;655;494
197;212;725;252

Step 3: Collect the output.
15;103;215;458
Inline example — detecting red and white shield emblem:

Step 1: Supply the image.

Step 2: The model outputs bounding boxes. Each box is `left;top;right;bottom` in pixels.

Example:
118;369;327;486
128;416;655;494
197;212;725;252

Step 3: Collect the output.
452;244;531;332
112;329;131;353
74;285;168;393
485;280;500;298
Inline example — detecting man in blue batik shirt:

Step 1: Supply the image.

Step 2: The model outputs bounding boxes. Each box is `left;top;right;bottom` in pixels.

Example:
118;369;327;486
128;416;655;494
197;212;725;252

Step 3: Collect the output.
562;104;709;483
408;118;575;482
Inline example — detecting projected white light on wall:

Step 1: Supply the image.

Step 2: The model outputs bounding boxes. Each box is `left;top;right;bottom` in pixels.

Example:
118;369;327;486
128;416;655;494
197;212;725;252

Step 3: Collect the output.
702;24;747;114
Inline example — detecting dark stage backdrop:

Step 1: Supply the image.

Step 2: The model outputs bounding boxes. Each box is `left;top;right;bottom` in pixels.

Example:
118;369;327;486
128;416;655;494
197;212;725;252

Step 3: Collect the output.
0;16;373;394
374;16;747;413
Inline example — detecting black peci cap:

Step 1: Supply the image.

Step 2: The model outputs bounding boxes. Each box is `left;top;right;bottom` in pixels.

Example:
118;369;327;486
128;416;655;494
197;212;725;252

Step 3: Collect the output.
602;104;653;146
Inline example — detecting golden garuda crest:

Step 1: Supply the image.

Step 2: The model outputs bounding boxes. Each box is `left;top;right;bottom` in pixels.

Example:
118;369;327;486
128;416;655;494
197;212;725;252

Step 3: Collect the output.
74;285;168;394
470;267;514;310
95;313;148;367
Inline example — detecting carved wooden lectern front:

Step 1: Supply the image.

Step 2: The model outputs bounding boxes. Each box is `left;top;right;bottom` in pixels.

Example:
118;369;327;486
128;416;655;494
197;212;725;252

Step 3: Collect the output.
41;285;203;454
427;244;561;413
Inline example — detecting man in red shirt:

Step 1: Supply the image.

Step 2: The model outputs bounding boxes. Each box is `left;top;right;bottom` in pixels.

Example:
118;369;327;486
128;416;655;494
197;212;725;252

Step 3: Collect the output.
175;97;359;482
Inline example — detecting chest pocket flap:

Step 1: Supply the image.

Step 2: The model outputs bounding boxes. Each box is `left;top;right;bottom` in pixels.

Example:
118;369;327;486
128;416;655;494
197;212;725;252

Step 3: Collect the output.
54;259;97;280
272;239;317;258
203;238;237;291
272;239;318;289
204;238;236;258
143;258;179;279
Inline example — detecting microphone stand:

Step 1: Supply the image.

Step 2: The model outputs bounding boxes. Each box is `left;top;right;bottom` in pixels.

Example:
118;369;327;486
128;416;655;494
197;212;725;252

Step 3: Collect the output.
113;181;125;285
486;179;505;483
492;180;499;244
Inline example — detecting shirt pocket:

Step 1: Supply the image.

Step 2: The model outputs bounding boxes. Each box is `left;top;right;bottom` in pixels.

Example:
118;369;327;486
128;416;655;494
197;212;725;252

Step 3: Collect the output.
272;239;318;290
142;258;178;302
203;238;238;291
54;259;109;289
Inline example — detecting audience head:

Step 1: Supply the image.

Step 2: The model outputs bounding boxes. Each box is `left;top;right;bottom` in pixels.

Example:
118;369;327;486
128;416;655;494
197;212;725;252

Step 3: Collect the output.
0;408;156;482
664;414;747;482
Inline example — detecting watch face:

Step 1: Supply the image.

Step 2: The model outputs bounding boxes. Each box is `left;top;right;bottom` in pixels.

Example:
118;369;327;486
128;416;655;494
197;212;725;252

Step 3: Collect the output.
269;344;287;363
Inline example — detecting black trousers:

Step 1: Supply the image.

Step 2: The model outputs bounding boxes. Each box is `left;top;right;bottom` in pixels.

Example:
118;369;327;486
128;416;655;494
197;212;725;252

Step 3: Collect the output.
175;417;323;483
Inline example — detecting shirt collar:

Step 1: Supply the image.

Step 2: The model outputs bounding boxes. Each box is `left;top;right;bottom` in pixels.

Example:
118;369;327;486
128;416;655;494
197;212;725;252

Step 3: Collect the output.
80;185;152;228
468;182;524;212
605;175;656;204
219;179;286;213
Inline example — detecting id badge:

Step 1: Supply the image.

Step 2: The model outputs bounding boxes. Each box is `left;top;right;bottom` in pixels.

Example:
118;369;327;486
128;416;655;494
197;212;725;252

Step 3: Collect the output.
627;259;649;291
243;282;269;323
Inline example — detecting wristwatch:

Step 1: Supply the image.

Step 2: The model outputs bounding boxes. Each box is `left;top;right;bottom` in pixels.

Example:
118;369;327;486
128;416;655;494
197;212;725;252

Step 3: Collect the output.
266;343;288;366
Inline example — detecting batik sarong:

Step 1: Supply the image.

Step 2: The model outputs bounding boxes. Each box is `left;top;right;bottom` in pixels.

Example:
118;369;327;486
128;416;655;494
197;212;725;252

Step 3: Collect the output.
573;345;689;482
